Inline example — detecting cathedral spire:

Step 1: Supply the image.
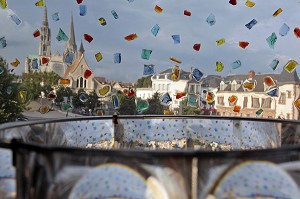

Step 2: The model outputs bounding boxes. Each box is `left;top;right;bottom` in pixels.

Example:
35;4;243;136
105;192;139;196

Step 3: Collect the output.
39;5;51;57
69;14;77;49
42;5;48;27
78;40;85;57
64;14;77;59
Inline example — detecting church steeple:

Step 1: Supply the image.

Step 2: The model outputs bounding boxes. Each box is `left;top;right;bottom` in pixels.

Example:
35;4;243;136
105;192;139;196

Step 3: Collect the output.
78;40;85;57
64;14;77;58
39;5;51;57
42;5;48;27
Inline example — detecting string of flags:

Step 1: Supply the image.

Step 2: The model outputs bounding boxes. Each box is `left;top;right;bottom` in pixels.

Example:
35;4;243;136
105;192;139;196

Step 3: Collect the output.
1;0;300;114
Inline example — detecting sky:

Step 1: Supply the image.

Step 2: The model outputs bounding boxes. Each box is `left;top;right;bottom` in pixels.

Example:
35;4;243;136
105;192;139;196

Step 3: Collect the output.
1;0;300;82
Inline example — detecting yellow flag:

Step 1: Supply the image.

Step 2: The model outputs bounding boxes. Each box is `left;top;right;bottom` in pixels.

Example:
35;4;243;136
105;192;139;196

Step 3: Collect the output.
35;0;44;7
216;38;225;46
19;91;27;104
95;52;103;62
273;8;283;17
215;61;224;72
10;58;20;67
245;0;255;8
0;0;7;9
284;60;298;73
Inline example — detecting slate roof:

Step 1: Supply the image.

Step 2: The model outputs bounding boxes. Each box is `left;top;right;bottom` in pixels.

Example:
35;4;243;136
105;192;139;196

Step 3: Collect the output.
200;75;222;87
94;76;106;83
156;68;190;80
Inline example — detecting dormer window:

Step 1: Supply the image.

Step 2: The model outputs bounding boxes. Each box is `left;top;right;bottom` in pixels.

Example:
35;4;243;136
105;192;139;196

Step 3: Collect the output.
220;81;230;91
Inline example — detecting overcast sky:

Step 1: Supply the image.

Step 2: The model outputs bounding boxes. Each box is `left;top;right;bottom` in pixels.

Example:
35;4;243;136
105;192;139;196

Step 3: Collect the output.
1;0;300;82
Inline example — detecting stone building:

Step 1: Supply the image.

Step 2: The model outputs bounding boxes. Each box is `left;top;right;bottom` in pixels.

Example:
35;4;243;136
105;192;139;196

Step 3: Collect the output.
24;5;103;93
216;70;300;120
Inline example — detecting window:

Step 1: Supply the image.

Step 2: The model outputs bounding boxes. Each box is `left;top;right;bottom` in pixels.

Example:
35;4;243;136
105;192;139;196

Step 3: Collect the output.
243;97;248;108
158;75;164;79
251;97;260;108
76;79;79;88
287;113;290;119
84;80;86;88
158;84;161;90
279;92;286;104
217;96;224;105
196;85;200;94
167;84;170;91
232;83;237;91
223;112;225;116
262;98;271;108
287;91;292;98
190;85;195;93
80;77;83;88
162;84;165;90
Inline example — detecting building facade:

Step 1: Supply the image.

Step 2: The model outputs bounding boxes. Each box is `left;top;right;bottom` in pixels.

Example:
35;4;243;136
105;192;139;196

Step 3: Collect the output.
24;5;103;93
216;70;300;120
136;69;222;111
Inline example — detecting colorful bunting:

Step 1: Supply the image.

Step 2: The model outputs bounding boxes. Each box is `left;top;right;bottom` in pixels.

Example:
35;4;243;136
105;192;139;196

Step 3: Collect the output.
10;59;20;67
79;5;87;16
154;5;163;13
111;10;118;19
151;24;160;37
141;49;152;60
143;64;155;76
35;0;44;7
266;32;277;49
56;28;69;41
114;53;121;63
172;35;180;44
95;52;103;62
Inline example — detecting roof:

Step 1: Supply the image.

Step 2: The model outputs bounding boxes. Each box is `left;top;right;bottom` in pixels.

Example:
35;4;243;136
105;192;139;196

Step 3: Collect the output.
156;68;190;80
28;54;39;60
79;40;85;53
63;54;83;78
200;75;222;88
219;70;300;92
94;76;106;83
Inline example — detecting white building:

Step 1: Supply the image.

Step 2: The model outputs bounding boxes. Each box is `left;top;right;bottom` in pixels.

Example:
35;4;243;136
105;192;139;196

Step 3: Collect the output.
188;75;222;109
136;69;222;111
136;68;190;110
216;70;300;120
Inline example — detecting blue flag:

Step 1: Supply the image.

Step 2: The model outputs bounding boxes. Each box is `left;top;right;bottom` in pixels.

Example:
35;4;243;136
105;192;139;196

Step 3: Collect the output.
172;35;180;44
114;53;121;63
79;5;87;16
151;24;160;37
143;64;155;75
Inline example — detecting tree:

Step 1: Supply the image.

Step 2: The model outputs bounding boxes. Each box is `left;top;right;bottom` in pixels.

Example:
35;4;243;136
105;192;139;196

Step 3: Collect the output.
117;93;137;115
72;89;85;109
143;92;164;115
0;57;26;123
136;75;152;88
181;99;201;115
21;71;60;100
85;91;99;114
55;86;73;103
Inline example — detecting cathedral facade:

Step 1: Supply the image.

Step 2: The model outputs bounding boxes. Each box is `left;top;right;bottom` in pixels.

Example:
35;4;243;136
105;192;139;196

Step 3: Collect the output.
24;6;101;93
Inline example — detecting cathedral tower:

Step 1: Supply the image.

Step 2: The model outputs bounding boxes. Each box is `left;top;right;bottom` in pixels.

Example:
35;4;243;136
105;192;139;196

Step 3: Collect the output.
38;6;51;57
